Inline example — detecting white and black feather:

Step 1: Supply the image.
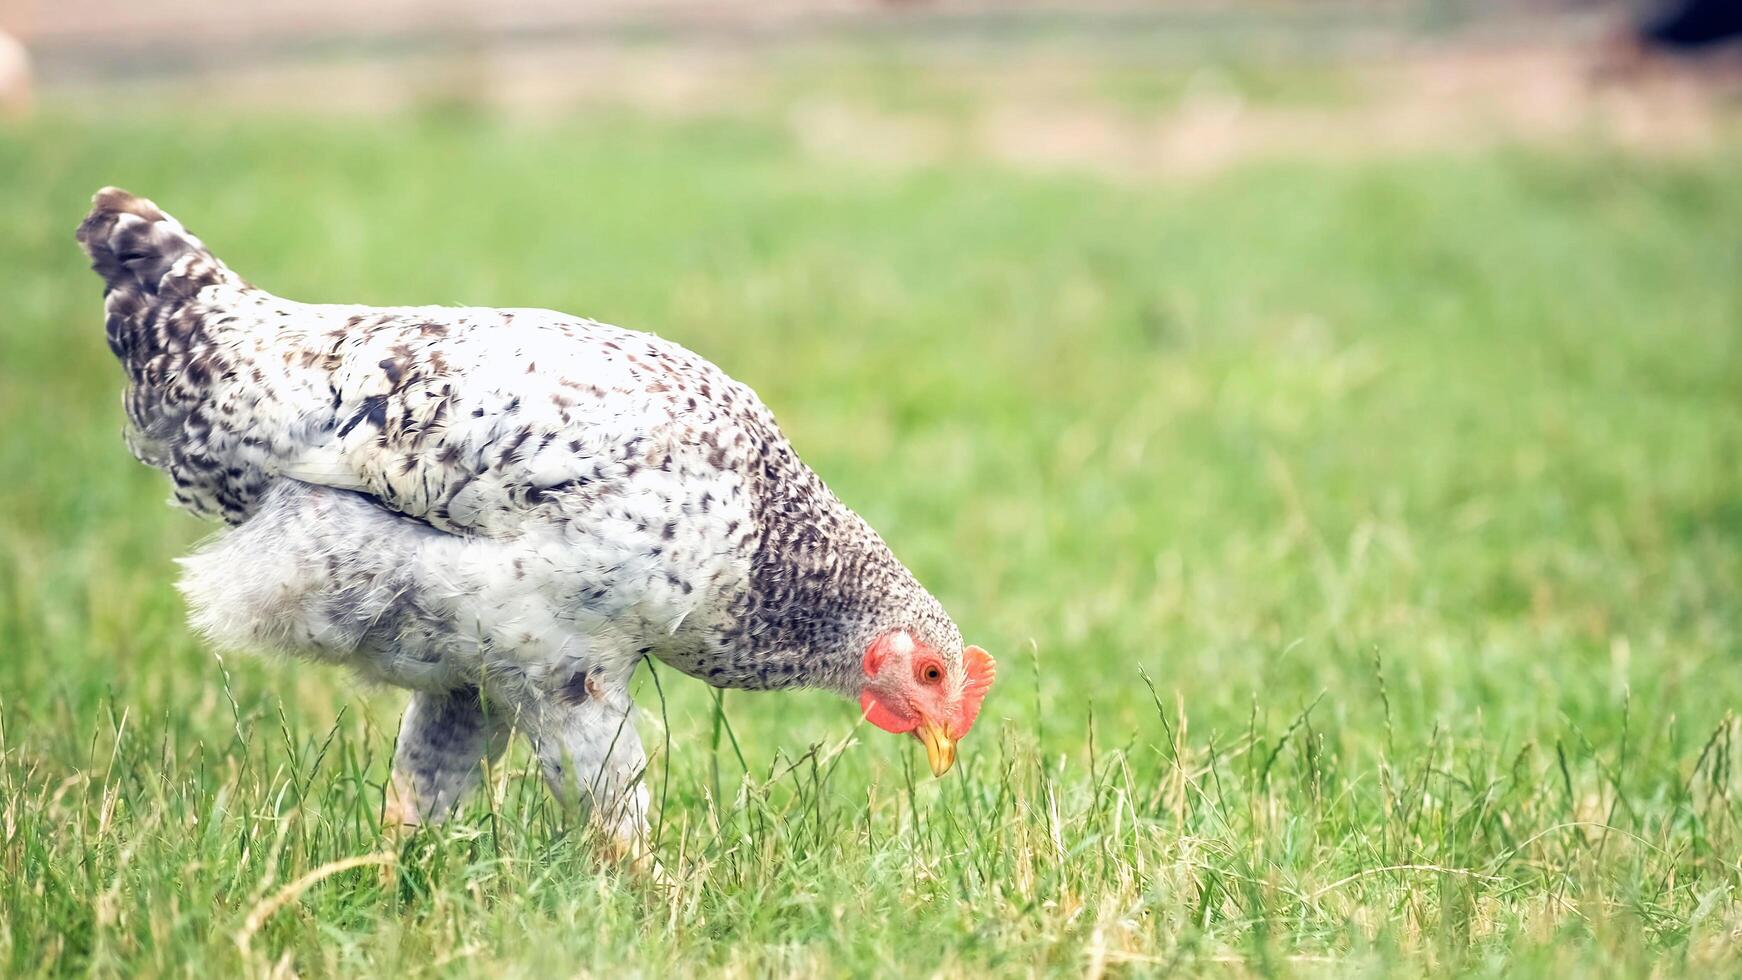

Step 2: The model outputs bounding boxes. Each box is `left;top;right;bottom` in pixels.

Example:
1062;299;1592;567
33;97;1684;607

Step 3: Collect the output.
77;187;963;703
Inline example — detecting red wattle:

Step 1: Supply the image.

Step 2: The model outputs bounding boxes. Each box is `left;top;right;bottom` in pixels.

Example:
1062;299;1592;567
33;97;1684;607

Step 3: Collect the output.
860;691;917;734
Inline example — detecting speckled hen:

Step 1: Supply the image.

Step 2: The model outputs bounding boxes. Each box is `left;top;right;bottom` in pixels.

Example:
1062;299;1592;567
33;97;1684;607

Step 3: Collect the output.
77;187;994;849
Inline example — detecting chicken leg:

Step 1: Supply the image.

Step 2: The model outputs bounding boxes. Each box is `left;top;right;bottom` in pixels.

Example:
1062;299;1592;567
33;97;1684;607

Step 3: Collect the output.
527;673;652;854
384;685;512;828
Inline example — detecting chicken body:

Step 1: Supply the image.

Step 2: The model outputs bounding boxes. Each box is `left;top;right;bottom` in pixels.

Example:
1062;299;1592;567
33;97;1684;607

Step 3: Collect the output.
78;188;975;845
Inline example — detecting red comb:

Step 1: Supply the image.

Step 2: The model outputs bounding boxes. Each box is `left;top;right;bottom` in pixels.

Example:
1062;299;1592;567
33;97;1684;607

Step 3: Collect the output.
950;646;996;739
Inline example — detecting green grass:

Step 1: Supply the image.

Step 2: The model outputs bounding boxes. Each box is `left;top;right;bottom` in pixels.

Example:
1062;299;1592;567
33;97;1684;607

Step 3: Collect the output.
2;97;1741;977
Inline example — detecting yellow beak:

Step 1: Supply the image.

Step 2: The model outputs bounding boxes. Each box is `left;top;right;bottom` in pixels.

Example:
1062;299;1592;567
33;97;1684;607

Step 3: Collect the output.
915;719;958;777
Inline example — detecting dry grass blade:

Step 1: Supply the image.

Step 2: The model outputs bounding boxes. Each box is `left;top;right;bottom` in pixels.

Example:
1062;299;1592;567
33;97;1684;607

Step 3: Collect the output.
234;853;396;955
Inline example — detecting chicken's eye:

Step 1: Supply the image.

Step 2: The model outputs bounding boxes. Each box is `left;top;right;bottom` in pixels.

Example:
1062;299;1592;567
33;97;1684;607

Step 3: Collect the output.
918;662;944;685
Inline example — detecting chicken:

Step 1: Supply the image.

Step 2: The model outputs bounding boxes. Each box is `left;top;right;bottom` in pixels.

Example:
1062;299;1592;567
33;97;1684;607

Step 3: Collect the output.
77;188;995;849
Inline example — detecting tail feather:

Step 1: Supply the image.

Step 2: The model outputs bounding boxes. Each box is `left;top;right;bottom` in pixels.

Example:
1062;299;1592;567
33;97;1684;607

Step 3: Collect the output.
76;187;230;300
77;187;242;364
78;187;264;523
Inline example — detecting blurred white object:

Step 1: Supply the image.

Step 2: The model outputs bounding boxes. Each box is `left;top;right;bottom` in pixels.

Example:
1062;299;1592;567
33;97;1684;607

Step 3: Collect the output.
0;30;31;118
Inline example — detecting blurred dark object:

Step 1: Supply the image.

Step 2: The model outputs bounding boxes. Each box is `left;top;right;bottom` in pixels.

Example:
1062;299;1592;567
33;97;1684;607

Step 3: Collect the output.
1595;0;1742;83
1638;0;1742;50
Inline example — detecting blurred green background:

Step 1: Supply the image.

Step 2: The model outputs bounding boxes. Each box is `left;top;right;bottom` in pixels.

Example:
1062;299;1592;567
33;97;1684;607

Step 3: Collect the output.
3;3;1741;976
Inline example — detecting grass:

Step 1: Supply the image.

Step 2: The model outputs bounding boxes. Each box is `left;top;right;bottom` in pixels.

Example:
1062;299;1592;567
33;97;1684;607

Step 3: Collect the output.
2;79;1741;977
